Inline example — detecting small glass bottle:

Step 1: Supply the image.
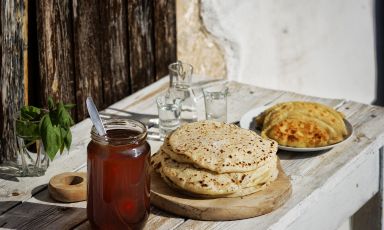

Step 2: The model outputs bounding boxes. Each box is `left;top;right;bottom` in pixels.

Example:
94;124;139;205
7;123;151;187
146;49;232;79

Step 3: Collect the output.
87;119;150;229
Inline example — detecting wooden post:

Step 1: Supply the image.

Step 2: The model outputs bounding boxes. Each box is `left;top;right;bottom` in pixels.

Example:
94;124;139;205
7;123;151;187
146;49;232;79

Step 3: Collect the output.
72;0;104;121
36;0;76;112
127;0;156;93
153;0;177;81
98;0;130;107
0;0;27;162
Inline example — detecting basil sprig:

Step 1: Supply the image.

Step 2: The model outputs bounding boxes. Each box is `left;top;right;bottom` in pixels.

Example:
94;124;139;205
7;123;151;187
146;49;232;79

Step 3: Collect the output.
16;97;75;160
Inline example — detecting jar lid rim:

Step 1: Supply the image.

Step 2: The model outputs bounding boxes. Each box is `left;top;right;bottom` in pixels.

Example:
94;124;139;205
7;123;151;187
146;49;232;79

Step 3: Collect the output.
90;118;147;145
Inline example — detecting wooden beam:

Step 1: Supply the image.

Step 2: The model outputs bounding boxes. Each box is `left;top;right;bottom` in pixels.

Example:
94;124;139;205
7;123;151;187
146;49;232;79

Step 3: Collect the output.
72;0;104;121
36;1;75;110
153;0;177;81
127;0;156;93
0;0;26;162
98;0;130;107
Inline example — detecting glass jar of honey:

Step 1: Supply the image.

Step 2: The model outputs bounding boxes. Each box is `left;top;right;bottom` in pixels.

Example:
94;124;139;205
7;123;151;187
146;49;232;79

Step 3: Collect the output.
87;119;150;229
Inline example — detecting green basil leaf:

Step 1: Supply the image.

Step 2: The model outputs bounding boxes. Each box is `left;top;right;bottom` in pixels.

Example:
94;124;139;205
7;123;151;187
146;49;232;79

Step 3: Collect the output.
60;142;65;154
40;115;61;160
20;106;42;121
58;102;74;128
64;104;76;110
59;127;67;153
15;120;40;140
18;98;75;161
64;128;72;150
48;97;55;111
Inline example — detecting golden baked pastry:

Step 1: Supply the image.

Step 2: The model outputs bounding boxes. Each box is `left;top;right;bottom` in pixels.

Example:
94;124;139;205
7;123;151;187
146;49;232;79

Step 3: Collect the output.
256;101;348;148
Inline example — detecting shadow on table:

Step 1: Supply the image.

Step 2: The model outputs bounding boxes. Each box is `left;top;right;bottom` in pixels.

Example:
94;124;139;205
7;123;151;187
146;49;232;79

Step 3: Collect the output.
31;184;88;208
278;149;330;160
0;167;20;182
0;173;19;182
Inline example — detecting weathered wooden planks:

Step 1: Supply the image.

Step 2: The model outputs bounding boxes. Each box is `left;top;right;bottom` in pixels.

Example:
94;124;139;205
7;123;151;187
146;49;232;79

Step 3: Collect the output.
72;0;104;121
1;80;384;229
74;207;186;230
153;0;177;81
98;0;130;107
0;0;26;162
0;0;177;160
0;202;86;229
36;0;75;108
127;0;156;92
37;0;75;120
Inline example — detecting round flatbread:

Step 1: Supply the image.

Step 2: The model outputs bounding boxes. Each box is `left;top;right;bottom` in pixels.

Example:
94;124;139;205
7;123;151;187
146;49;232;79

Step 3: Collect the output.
168;121;278;173
161;136;196;165
155;150;278;197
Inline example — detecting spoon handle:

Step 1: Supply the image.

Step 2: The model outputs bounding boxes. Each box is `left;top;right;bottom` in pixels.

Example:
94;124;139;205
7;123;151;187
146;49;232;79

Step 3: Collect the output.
86;97;106;136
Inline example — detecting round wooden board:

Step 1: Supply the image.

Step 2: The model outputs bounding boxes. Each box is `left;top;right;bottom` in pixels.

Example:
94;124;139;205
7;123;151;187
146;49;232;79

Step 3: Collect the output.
150;160;292;221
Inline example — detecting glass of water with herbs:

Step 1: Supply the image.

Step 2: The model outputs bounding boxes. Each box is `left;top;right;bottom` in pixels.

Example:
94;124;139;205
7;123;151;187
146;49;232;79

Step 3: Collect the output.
156;95;182;140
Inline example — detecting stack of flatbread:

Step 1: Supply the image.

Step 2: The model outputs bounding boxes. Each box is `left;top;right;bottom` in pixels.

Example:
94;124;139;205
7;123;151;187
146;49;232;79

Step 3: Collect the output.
151;120;279;198
255;101;348;148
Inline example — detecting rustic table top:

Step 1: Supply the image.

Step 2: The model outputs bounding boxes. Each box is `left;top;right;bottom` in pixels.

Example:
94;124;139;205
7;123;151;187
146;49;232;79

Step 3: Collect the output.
1;77;384;230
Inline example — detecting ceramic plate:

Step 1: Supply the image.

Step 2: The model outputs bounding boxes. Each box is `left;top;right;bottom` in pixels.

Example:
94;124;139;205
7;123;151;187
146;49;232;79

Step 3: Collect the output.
239;106;354;152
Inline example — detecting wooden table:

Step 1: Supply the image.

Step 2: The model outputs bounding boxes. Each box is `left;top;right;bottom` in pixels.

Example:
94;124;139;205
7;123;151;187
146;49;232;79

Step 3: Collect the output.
1;78;384;230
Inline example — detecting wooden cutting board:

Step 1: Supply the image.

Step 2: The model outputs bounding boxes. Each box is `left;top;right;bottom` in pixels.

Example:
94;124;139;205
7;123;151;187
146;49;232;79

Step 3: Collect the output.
150;160;292;221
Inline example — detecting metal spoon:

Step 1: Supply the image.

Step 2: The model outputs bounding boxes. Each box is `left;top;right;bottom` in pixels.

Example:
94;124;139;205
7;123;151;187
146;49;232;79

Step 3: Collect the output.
86;97;106;136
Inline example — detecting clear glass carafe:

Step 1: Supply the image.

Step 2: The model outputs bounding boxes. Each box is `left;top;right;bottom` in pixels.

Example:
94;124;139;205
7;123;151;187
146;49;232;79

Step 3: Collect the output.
168;61;198;123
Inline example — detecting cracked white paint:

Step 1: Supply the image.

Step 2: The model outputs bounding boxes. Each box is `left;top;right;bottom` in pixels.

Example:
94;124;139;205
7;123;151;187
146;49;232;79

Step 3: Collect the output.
191;0;376;104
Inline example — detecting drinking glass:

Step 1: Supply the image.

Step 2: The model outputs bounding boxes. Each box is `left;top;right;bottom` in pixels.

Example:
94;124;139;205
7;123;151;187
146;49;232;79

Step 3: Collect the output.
168;61;193;87
168;61;198;123
203;85;228;122
156;95;181;139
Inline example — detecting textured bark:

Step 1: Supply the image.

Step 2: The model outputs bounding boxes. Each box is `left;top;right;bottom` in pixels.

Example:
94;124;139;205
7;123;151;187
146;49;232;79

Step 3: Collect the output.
72;0;103;121
98;0;130;107
36;1;75;109
127;0;155;93
153;0;177;80
0;0;26;162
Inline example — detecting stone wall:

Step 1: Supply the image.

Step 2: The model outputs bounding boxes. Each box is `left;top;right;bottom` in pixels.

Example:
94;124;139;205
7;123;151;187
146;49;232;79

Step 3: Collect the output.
176;0;226;79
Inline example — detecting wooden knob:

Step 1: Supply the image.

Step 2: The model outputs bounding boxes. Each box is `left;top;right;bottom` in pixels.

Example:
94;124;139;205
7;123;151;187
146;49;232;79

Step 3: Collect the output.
48;172;87;203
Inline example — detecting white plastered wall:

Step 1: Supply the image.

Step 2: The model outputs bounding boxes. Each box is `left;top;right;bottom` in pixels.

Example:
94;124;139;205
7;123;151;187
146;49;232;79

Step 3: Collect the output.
199;0;376;104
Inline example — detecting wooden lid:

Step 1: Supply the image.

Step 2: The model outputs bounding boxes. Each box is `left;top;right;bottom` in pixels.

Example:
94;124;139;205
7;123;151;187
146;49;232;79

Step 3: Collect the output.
48;172;87;203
